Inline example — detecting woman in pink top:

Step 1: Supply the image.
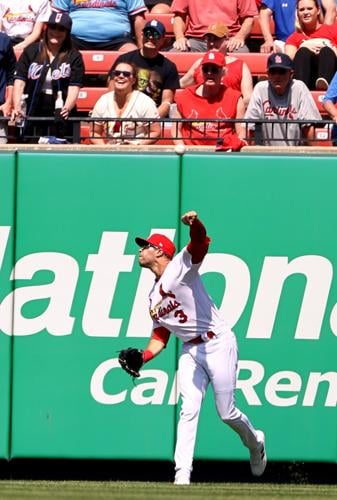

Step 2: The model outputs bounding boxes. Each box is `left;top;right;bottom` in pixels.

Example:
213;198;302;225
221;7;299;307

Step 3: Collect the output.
285;0;337;89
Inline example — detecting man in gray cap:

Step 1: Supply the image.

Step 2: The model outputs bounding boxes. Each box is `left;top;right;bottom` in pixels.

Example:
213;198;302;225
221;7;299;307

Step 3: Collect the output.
245;52;321;146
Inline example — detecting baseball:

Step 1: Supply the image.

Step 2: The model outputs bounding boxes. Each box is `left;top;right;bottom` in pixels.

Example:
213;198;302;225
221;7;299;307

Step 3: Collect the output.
174;144;186;155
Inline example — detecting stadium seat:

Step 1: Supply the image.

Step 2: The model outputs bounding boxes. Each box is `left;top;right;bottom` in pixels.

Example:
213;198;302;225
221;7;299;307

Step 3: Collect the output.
79;50;269;77
311;91;326;115
79;51;118;75
77;87;108;111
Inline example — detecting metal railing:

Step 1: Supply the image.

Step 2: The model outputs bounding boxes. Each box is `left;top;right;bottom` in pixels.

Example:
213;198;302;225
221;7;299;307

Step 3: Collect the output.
0;116;336;146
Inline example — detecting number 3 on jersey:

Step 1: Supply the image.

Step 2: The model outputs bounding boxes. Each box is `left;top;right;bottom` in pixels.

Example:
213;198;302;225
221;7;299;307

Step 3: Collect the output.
174;309;188;323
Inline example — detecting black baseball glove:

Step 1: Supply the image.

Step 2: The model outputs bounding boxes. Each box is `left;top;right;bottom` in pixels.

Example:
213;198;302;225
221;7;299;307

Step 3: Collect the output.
118;348;144;378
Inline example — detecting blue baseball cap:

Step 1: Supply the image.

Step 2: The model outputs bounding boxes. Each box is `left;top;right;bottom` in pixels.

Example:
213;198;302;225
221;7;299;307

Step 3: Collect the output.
267;53;293;71
143;19;166;37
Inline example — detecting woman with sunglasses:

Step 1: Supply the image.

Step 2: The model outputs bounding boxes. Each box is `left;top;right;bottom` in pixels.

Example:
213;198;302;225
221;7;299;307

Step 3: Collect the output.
285;0;337;90
12;11;84;142
90;61;160;145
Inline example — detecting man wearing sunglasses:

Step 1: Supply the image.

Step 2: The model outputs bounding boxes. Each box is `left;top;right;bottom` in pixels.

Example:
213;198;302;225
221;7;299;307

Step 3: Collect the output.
172;50;247;150
112;19;179;118
244;52;321;146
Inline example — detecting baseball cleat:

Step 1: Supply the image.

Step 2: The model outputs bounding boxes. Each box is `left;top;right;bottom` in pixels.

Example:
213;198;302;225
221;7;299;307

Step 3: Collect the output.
174;470;191;485
250;430;267;477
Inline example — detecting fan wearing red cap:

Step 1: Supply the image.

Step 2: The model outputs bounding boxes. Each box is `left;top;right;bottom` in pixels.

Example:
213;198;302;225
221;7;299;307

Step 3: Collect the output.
119;210;267;485
179;23;253;109
172;50;247;150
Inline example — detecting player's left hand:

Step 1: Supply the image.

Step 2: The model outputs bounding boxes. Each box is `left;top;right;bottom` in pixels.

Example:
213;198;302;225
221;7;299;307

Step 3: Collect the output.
181;210;198;225
118;347;144;378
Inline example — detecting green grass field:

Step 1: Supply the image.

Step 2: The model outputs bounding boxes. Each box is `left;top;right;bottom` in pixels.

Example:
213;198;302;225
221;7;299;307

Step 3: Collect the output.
1;481;337;500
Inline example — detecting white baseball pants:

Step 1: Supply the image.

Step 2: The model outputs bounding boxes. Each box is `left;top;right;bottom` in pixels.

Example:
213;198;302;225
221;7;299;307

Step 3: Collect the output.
174;331;260;475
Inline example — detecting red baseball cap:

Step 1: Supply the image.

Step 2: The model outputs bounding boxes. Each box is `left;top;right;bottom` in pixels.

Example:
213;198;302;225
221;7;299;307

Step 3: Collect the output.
201;50;225;68
135;234;176;259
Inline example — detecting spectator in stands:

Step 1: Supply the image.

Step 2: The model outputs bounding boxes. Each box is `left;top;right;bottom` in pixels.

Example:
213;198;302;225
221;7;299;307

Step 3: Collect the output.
0;0;51;50
172;51;247;149
170;0;258;52
0;33;16;143
285;0;337;90
145;0;172;14
260;0;336;54
322;71;337;144
12;12;84;142
112;19;179;118
51;0;147;51
91;61;160;145
245;52;321;145
179;22;253;108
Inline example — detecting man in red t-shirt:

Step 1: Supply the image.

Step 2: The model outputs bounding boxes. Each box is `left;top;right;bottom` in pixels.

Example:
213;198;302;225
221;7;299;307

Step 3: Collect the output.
170;0;258;52
172;50;247;150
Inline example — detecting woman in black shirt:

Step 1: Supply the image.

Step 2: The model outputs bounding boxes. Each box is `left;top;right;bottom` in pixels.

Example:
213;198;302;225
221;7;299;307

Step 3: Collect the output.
12;11;84;142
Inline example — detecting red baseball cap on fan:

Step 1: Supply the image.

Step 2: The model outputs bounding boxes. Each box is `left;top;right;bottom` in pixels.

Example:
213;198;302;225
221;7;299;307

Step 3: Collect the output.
201;50;225;68
135;234;176;259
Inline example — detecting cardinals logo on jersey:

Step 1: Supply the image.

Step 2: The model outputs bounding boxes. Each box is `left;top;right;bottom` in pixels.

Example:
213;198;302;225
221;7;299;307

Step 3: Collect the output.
159;284;176;300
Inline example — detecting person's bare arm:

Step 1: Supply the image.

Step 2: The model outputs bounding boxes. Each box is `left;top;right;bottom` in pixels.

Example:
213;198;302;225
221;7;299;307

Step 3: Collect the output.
323;99;337;120
179;59;201;88
15;21;45;50
172;14;190;51
321;0;336;25
61;85;81;118
11;79;26;121
241;62;253;108
131;12;146;48
158;89;174;118
285;44;297;59
227;16;254;52
0;84;13;117
171;107;185;145
235;96;246;138
90;122;106;144
139;121;161;144
259;7;275;53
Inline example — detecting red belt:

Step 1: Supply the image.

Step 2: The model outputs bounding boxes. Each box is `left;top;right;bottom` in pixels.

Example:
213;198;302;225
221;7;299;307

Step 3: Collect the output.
188;331;216;345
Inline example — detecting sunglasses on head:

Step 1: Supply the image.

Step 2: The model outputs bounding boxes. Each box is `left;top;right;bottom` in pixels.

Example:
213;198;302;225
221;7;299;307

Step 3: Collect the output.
111;70;133;78
143;29;161;40
202;64;220;74
48;23;67;32
268;67;288;75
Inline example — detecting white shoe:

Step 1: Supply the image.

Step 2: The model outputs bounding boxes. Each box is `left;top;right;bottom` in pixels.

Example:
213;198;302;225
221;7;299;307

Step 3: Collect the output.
174;471;191;485
250;430;267;477
315;77;329;91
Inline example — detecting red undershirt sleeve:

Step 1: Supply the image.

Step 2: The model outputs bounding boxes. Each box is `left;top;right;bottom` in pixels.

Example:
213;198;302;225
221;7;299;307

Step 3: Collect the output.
186;218;211;263
152;326;171;346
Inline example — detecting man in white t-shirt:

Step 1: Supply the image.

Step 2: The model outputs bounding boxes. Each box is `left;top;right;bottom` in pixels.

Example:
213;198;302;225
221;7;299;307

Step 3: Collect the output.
245;52;322;146
119;210;267;485
0;0;51;50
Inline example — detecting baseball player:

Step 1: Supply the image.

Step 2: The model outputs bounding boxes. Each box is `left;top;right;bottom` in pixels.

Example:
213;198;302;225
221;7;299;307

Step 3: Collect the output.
119;210;267;485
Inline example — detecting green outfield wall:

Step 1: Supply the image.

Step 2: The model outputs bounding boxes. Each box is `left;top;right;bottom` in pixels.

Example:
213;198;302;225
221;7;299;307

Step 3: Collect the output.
1;151;337;462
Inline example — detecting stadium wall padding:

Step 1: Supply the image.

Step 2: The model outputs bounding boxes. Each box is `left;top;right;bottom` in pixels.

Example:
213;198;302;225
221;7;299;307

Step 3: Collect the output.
1;151;337;462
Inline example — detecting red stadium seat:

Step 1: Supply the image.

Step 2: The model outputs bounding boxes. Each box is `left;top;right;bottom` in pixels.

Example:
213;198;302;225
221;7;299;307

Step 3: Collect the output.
77;87;108;111
311;91;326;115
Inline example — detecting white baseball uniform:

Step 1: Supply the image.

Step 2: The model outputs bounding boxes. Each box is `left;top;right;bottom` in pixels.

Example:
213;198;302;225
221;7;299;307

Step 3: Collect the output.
147;219;262;478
